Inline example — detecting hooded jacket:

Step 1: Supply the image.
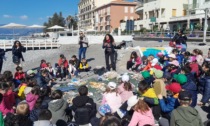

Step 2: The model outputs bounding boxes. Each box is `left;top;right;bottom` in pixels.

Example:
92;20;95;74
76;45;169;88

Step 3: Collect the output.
128;108;155;126
34;120;56;126
26;93;39;111
170;106;202;126
199;75;210;104
48;99;69;124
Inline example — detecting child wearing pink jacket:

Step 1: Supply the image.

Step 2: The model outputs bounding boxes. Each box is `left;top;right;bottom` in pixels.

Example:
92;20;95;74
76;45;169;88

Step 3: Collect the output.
26;86;39;111
101;82;122;113
128;100;155;126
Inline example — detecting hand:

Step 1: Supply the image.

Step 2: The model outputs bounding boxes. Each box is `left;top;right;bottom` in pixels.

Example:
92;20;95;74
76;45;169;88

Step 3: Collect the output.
197;102;204;106
158;94;163;99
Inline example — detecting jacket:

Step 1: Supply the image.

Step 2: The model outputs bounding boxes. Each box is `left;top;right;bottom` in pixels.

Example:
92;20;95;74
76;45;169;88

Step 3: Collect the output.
58;58;69;68
36;75;48;87
172;33;187;45
176;54;184;65
78;36;89;48
118;83;134;103
101;92;122;113
199;75;210;104
190;63;199;77
14;72;26;80
102;41;116;54
129;57;142;66
26;93;39;110
48;99;69;124
0;94;14;115
4;89;16;111
79;62;89;70
0;49;5;60
30;108;41;122
18;83;27;100
182;80;197;107
12;46;25;61
34;120;56;126
0;112;4;126
128;108;155;126
170;106;202;126
153;79;167;97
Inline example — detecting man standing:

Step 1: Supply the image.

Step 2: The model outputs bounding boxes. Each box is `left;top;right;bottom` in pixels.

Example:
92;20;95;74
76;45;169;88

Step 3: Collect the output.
78;31;89;61
0;48;5;73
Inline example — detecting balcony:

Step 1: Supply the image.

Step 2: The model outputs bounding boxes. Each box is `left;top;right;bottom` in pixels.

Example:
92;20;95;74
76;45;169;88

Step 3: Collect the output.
188;3;200;10
135;2;143;14
170;13;204;22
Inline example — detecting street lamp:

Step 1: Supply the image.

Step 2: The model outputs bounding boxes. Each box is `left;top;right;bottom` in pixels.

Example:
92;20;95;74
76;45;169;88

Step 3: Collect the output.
203;8;209;43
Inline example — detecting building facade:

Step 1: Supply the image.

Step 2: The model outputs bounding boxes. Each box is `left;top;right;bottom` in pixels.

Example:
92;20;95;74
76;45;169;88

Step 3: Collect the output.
121;0;188;31
94;0;138;32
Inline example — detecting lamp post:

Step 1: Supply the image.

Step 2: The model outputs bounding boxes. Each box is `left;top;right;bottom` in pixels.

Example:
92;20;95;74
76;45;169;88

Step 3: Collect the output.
203;8;209;43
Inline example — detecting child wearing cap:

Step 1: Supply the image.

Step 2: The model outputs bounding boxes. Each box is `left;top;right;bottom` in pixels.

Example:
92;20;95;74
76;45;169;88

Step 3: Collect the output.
172;49;184;66
128;100;155;126
118;74;134;103
151;58;162;70
138;80;160;121
168;54;179;67
170;91;202;126
174;74;197;107
101;82;122;113
181;66;196;83
141;71;155;85
158;82;181;125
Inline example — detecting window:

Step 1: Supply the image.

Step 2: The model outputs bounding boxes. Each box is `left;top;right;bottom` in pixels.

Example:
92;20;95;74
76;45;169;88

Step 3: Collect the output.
130;7;134;13
124;7;128;13
183;10;187;16
124;16;128;21
172;9;176;17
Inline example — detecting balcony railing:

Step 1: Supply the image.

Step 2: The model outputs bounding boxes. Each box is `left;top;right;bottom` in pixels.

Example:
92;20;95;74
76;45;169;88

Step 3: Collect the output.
188;3;200;10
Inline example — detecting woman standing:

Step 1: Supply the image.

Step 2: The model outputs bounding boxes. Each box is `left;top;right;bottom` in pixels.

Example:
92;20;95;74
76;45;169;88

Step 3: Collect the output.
102;34;116;71
12;41;26;66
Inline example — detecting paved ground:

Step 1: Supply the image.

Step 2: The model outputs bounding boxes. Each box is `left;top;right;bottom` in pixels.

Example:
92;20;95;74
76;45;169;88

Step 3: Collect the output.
2;40;210;124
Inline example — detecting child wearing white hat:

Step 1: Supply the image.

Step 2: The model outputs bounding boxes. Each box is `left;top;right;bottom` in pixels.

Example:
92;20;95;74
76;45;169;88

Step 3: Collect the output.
101;82;122;113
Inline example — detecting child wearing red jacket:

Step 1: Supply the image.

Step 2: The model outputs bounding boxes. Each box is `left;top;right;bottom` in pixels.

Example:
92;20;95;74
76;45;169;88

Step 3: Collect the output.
14;66;25;81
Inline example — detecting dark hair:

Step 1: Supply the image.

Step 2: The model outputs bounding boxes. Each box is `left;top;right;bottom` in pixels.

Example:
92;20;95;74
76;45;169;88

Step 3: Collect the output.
130;51;138;60
69;60;74;64
41;69;48;75
27;78;37;87
193;49;203;55
39;86;51;98
34;97;43;109
13;40;22;48
3;71;13;82
184;51;191;57
41;59;46;63
123;82;132;91
181;65;192;74
60;54;64;58
103;34;114;43
16;66;23;71
0;82;9;91
138;80;150;93
51;90;63;100
78;85;88;96
38;109;52;120
172;49;179;54
31;86;40;95
72;55;77;58
100;114;122;126
203;63;210;76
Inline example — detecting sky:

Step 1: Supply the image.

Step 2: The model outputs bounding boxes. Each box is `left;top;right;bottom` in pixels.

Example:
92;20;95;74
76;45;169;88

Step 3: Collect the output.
0;0;79;25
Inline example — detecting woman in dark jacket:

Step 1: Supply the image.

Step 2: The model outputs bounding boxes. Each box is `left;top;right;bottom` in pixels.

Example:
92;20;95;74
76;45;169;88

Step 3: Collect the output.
12;40;26;66
172;29;187;52
102;34;116;71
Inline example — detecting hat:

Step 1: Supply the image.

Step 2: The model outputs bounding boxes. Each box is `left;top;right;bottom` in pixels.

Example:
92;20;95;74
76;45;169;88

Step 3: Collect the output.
169;60;179;66
176;45;182;49
163;72;172;80
24;87;32;95
178;91;192;101
108;82;117;90
27;70;35;75
173;74;187;84
188;56;196;63
157;52;163;57
153;69;163;79
141;71;150;79
127;95;139;111
122;74;129;82
151;58;158;66
98;104;111;116
165;82;181;94
168;54;176;59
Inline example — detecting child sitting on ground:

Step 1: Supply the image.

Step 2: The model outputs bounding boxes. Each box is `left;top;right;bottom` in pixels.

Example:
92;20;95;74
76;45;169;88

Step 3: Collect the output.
40;59;48;69
170;91;202;126
34;109;55;126
26;86;40;111
14;66;26;81
68;60;78;78
78;58;90;72
46;62;55;77
101;82;122;113
56;63;68;81
118;74;134;103
158;82;181;125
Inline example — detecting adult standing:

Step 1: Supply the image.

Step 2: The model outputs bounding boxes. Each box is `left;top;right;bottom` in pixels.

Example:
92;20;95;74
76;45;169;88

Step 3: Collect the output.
172;29;188;52
12;41;26;66
0;48;5;73
78;31;89;61
102;34;116;71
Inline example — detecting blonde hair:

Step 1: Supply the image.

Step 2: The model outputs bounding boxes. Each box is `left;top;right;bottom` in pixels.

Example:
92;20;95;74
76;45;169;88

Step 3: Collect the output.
16;102;30;115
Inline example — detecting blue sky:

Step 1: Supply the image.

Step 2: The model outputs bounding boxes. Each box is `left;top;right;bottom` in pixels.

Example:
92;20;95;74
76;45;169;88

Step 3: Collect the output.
0;0;79;25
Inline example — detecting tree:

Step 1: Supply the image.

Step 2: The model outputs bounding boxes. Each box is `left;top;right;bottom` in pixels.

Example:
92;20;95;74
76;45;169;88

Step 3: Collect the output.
43;12;65;31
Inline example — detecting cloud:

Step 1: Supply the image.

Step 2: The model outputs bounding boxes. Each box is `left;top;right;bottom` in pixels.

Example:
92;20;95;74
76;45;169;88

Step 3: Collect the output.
39;17;43;20
20;15;28;20
3;14;12;18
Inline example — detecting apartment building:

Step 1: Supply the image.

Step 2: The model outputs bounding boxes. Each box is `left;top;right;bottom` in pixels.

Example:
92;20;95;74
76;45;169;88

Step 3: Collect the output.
94;0;138;32
169;0;210;31
78;0;118;31
120;0;188;31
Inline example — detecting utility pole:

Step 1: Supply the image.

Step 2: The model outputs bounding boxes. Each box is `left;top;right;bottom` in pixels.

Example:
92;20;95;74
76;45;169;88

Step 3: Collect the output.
203;8;209;43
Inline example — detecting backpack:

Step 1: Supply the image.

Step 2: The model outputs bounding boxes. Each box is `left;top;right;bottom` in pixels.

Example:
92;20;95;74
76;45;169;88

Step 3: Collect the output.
74;106;91;125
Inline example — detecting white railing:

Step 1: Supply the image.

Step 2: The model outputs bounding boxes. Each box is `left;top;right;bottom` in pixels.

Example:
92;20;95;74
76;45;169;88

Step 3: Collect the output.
0;38;60;51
